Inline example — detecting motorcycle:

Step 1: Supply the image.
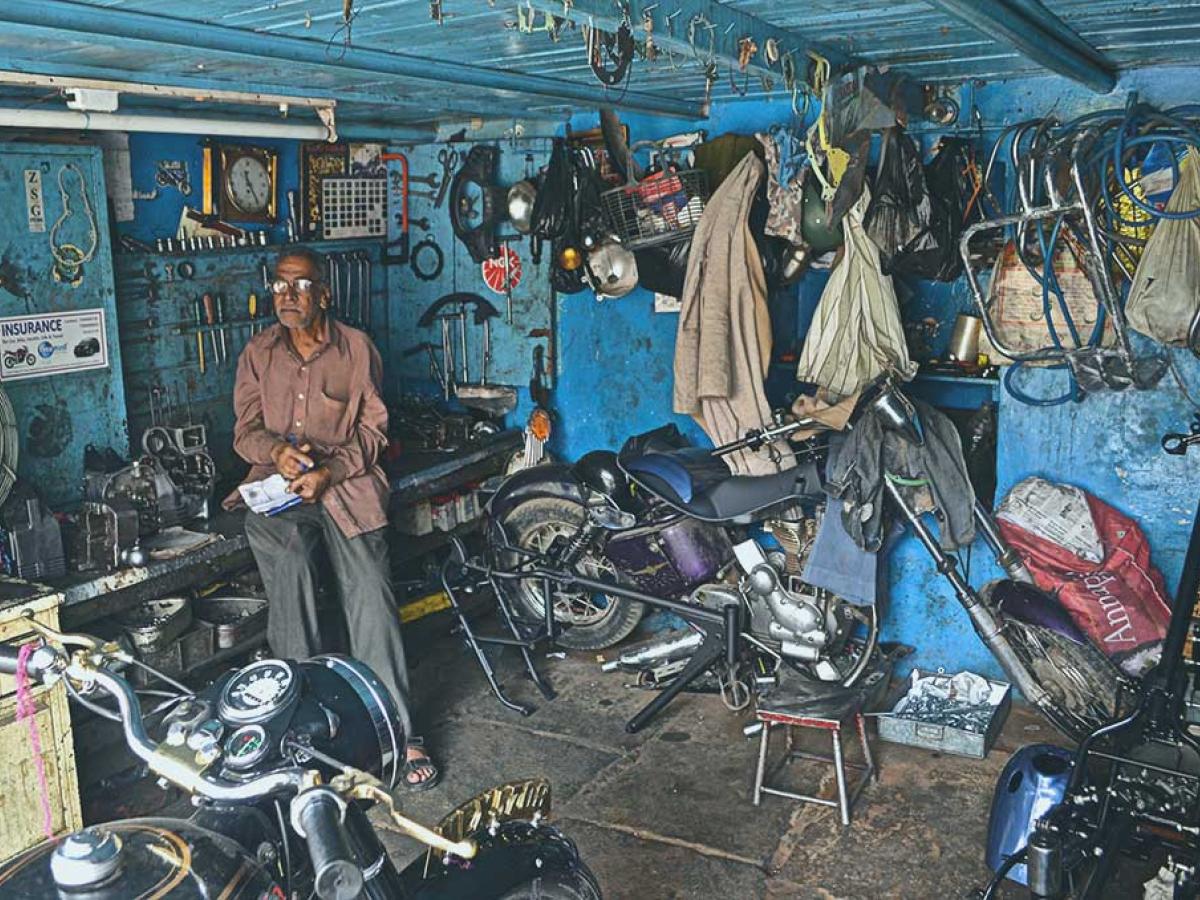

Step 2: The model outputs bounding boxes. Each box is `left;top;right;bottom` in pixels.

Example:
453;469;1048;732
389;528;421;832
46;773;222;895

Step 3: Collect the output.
0;617;601;899
461;376;1122;741
977;446;1200;899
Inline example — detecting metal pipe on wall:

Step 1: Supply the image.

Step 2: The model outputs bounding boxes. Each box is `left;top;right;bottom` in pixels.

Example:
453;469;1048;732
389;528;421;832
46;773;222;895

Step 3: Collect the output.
0;2;702;120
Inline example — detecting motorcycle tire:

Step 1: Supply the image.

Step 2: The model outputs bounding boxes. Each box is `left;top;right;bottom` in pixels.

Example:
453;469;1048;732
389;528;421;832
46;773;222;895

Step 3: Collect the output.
998;612;1124;743
499;497;644;651
498;863;603;899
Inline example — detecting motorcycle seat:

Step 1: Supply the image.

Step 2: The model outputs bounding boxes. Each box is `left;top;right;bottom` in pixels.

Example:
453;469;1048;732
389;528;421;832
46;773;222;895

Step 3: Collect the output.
621;448;823;523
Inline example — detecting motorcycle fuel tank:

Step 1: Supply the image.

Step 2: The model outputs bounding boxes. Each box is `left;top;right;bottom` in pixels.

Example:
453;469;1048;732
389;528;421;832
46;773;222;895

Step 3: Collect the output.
0;819;280;899
985;744;1073;886
603;515;732;597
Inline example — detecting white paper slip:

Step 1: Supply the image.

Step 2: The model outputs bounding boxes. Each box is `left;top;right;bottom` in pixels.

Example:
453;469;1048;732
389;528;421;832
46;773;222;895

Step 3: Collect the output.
238;473;301;516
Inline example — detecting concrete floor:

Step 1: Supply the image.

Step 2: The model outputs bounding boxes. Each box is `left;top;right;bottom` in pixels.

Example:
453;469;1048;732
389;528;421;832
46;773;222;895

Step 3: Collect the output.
376;628;1069;900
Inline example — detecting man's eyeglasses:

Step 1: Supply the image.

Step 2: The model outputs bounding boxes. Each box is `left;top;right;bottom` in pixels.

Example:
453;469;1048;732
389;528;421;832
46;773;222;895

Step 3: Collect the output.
271;277;318;297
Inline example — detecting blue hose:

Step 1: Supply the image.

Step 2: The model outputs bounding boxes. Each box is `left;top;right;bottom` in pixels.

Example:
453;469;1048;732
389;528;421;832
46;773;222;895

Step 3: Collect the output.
991;102;1200;406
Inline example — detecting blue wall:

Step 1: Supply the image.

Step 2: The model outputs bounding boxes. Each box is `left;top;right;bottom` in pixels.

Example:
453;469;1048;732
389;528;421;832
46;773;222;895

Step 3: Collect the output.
545;68;1200;681
13;63;1200;682
119;134;300;246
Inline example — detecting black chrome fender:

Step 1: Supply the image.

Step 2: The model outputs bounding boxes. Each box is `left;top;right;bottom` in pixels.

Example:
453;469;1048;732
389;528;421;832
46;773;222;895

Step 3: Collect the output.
486;464;586;523
399;822;600;900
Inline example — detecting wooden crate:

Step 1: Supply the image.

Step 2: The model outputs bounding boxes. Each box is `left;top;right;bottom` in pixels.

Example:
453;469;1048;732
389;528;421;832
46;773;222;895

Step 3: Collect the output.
0;588;82;862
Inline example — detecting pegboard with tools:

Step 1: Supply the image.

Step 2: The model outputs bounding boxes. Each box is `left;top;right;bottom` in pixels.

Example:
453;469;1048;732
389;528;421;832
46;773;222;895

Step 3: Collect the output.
385;138;557;395
114;239;389;485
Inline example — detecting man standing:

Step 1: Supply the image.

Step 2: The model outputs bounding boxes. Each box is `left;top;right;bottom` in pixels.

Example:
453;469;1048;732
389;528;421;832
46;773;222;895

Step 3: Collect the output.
230;247;438;790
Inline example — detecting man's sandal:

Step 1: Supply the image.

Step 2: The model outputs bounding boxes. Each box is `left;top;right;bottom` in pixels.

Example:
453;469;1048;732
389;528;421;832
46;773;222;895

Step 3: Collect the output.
401;739;441;792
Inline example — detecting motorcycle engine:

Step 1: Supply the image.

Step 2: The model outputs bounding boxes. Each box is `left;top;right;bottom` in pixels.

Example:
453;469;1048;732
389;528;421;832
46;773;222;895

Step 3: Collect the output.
692;537;853;681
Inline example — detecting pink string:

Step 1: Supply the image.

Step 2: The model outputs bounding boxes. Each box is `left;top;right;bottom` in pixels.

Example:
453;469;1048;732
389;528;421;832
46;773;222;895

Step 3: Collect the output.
16;642;55;839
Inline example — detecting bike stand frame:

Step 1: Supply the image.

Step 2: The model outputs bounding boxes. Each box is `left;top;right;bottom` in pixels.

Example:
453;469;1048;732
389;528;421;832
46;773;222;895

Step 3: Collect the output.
441;537;740;731
441;551;558;717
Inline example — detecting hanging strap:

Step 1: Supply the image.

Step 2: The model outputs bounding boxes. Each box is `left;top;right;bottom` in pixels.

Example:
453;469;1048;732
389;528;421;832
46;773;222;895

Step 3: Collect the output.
16;642;55;840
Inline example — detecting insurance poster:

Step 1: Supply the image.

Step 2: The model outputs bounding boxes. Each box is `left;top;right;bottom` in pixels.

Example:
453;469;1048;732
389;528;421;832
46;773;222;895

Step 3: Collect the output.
0;309;108;381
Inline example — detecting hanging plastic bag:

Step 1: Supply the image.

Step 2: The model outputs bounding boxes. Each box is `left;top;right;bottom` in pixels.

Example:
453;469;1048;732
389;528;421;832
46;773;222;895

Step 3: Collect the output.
1126;150;1200;344
864;128;936;269
996;477;1170;677
895;138;981;281
795;186;918;400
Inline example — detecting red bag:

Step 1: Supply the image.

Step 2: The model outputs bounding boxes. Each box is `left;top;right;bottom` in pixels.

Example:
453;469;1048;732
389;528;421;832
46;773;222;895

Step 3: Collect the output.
996;478;1171;677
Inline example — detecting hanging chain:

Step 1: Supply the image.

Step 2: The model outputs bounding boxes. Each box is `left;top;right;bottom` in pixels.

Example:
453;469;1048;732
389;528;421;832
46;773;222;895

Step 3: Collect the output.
48;162;98;285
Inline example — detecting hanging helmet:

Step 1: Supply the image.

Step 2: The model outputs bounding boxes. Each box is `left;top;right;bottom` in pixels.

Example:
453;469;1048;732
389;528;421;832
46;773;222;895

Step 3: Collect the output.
507;179;538;234
801;178;843;255
583;239;638;299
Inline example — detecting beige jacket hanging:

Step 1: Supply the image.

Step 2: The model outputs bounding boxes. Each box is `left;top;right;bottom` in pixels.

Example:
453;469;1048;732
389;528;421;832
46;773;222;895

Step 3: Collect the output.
673;152;790;475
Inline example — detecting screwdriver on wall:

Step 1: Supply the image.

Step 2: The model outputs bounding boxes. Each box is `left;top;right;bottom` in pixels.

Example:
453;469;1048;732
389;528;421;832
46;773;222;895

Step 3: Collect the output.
193;297;206;375
216;294;228;364
202;293;219;366
248;292;258;335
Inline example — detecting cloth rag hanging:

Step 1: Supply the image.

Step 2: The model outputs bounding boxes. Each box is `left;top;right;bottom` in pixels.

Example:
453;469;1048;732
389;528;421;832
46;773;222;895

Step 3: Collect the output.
673;152;788;476
795;186;917;400
826;398;976;553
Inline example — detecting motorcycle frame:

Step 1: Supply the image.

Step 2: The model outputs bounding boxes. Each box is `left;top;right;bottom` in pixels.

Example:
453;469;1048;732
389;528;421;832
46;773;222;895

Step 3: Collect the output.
444;405;1052;734
442;517;741;733
959;121;1159;386
439;418;833;731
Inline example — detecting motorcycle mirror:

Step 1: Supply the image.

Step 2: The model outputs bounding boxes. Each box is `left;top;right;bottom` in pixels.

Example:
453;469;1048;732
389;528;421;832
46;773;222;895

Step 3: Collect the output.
869;383;924;446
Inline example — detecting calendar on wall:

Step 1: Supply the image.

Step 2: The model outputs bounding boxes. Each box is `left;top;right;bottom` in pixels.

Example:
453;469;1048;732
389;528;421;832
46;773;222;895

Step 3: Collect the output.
320;176;387;240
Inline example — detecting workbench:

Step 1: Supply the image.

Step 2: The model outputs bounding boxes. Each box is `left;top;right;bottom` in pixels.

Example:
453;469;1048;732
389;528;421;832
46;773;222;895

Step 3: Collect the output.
48;429;519;632
387;428;522;569
55;511;252;630
388;429;522;505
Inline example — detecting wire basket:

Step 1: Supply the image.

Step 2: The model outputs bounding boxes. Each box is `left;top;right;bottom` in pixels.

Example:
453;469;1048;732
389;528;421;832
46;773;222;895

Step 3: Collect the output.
601;168;709;250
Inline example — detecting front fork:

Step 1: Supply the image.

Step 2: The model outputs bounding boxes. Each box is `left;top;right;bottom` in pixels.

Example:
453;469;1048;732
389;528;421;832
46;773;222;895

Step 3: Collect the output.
881;480;1054;710
342;802;408;899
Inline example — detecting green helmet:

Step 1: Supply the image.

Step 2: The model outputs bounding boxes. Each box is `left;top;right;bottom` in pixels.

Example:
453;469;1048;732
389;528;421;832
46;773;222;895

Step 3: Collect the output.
801;179;843;255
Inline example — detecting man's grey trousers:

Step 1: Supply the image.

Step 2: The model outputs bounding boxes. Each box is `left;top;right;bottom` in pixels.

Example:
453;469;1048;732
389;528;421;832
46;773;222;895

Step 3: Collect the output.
244;503;414;739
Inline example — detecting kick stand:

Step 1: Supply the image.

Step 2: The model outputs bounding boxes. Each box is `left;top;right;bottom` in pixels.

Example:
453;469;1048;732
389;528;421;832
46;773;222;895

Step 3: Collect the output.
625;604;740;734
441;554;556;718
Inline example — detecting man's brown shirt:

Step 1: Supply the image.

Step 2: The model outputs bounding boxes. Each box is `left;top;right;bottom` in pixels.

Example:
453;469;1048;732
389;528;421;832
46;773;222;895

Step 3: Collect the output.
228;320;389;538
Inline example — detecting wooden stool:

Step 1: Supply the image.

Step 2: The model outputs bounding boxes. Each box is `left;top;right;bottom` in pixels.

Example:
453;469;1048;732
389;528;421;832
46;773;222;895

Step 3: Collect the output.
751;701;877;827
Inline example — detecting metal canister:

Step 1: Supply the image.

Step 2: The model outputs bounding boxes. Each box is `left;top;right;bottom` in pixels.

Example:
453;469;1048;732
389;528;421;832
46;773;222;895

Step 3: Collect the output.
949;314;983;363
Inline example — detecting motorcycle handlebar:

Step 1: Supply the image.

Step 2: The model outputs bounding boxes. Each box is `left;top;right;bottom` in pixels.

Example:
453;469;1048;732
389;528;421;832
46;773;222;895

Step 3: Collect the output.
0;641;58;682
292;788;364;900
2;640;310;803
713;416;817;457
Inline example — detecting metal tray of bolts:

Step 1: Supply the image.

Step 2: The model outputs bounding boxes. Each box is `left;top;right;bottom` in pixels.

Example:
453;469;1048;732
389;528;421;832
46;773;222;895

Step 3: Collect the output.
116;596;193;653
193;595;268;649
877;675;1012;759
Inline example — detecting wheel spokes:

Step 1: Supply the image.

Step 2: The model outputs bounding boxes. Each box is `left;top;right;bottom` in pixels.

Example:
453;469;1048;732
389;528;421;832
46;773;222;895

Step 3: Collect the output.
522;521;618;627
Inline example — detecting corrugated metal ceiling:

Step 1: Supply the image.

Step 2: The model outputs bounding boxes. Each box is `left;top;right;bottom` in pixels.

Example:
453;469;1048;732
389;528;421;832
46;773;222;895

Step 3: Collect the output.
0;1;1198;133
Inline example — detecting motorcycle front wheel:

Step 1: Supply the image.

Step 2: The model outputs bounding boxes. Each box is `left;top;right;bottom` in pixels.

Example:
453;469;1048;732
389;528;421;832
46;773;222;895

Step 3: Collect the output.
498;497;645;650
999;613;1125;743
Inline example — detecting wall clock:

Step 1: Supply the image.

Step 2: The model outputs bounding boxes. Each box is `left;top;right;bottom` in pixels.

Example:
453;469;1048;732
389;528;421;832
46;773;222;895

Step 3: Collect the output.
213;144;278;223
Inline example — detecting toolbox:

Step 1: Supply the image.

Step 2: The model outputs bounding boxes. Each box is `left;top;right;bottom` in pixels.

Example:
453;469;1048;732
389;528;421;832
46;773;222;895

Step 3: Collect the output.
877;676;1012;759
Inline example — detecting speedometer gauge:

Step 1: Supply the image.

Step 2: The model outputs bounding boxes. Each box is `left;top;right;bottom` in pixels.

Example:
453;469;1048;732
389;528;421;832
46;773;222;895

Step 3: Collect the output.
224;724;270;770
218;659;298;724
